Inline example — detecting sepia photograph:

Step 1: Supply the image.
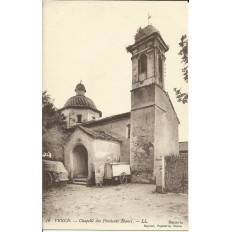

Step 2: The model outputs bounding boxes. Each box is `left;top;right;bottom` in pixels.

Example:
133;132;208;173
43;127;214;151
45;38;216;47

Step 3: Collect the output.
42;0;188;230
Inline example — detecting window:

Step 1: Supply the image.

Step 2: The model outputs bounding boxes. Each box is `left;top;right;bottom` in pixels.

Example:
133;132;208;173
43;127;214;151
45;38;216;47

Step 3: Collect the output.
92;117;95;120
158;56;163;85
127;124;131;139
77;114;82;123
138;53;147;74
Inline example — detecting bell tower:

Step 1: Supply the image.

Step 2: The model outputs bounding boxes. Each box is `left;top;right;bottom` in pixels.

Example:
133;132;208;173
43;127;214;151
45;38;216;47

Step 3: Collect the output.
127;24;168;90
127;25;172;190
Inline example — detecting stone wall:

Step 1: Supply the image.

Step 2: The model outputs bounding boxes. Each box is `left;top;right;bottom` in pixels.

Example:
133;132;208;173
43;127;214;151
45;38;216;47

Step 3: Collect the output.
130;107;155;183
93;140;121;183
130;83;179;187
154;84;179;192
154;85;179;156
131;84;155;109
62;108;100;128
130;85;155;183
165;154;188;193
86;117;130;162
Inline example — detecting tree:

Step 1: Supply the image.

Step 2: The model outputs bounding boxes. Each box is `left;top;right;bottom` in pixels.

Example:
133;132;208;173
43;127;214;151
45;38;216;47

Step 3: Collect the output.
42;91;66;132
42;91;66;152
174;35;188;104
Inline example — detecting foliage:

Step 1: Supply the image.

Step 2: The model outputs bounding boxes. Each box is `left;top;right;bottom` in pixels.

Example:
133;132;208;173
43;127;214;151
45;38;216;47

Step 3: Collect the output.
174;35;188;104
42;91;66;133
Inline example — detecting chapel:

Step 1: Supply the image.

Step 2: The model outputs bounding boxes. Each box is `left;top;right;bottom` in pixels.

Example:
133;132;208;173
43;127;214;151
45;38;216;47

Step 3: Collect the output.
56;24;179;192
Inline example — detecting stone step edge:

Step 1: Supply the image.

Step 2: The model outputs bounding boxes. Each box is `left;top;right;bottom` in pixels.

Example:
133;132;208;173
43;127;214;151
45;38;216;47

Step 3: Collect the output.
68;181;86;186
71;179;87;183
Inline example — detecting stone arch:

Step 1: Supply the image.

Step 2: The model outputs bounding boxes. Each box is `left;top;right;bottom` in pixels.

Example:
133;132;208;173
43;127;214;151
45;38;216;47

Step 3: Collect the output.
71;143;88;178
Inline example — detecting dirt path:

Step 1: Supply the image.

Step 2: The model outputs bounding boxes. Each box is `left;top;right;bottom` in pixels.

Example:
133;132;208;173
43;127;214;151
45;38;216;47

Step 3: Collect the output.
43;183;188;230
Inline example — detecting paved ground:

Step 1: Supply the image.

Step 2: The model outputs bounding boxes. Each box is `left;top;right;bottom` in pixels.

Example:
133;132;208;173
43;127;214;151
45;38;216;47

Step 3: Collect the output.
43;183;188;230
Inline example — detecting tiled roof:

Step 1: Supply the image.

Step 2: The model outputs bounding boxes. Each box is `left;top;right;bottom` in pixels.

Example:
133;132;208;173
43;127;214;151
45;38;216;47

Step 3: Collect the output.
78;125;121;143
61;95;102;116
83;112;130;127
64;95;97;109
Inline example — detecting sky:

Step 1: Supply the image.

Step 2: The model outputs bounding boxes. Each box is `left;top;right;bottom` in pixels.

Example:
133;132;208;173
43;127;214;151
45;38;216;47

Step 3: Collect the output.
43;0;188;141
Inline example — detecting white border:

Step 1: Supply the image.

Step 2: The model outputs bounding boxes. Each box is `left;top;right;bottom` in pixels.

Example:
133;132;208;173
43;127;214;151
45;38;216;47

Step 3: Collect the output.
1;1;232;232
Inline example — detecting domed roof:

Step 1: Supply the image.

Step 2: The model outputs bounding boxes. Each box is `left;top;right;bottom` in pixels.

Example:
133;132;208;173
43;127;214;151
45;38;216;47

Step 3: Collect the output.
126;24;168;53
64;95;97;110
135;25;160;43
62;82;102;116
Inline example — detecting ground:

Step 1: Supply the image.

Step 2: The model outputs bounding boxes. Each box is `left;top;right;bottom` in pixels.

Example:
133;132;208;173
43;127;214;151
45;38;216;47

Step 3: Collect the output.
43;183;188;230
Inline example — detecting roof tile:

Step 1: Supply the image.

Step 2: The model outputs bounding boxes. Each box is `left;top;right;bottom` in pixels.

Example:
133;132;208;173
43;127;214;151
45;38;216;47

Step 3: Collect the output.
78;125;121;143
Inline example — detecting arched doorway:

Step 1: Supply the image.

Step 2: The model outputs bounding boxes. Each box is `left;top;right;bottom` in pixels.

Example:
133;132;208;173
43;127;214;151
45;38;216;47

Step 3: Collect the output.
72;144;88;178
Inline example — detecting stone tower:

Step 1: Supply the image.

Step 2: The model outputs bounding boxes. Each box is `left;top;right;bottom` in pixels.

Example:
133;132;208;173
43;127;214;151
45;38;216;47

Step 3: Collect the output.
127;25;179;192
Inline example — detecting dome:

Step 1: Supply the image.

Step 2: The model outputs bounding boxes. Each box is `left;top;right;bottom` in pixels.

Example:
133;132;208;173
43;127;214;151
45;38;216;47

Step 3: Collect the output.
126;24;168;53
135;25;160;43
64;95;97;110
63;82;102;116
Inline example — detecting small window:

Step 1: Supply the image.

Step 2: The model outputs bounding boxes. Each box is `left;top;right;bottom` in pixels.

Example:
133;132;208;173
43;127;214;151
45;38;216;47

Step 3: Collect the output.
138;53;147;74
77;115;82;123
127;124;131;139
92;117;95;120
158;56;163;85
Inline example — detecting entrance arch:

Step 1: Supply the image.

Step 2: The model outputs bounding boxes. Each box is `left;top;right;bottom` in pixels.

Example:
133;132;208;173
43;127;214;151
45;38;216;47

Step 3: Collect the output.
72;144;88;178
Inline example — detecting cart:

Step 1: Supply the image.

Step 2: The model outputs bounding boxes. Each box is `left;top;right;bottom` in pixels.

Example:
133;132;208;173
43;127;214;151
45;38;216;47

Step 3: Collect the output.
104;162;131;184
43;159;69;188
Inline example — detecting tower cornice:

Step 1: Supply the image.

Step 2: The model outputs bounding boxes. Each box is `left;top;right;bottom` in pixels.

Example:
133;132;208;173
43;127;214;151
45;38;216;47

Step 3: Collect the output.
126;32;169;54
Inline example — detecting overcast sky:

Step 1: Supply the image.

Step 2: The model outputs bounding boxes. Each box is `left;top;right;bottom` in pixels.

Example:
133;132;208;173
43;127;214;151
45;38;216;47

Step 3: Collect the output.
43;0;188;141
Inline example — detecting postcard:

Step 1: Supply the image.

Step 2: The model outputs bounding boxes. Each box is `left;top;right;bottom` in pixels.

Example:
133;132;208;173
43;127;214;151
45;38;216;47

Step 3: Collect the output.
42;0;188;230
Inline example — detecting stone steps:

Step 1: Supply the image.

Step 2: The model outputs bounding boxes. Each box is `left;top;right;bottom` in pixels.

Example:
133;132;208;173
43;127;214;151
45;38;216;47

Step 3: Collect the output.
69;177;87;186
